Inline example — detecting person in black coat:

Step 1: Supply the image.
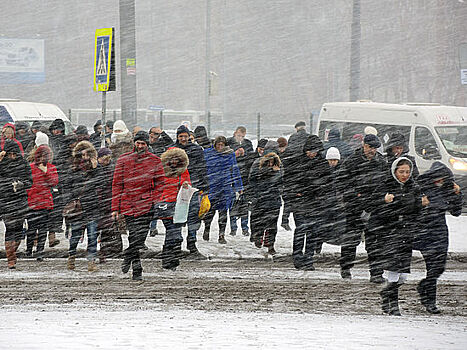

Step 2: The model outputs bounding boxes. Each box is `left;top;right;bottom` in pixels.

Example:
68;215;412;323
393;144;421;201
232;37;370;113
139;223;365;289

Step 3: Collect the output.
63;141;104;272
194;125;212;150
0;140;32;268
89;119;103;150
248;143;282;255
414;162;463;314
385;132;419;179
368;157;425;316
148;126;173;157
291;135;333;270
338;134;387;281
172;125;209;257
227;126;254;235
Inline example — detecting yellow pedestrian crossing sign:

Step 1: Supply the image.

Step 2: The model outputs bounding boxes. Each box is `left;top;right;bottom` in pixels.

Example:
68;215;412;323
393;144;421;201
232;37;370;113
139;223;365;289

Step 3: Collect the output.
94;28;115;92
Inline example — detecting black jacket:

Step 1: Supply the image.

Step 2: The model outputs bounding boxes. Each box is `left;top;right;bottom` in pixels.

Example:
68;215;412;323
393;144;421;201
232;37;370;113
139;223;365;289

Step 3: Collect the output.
0;156;32;217
338;147;388;213
149;132;173;157
173;141;209;193
226;136;254;186
368;158;422;273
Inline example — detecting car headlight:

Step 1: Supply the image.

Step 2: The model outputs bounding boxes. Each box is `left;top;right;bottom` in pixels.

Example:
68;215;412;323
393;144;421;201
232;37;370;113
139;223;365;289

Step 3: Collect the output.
449;158;467;171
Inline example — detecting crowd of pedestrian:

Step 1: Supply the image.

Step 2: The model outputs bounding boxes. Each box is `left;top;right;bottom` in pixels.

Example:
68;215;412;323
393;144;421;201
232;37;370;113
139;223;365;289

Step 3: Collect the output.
0;118;463;316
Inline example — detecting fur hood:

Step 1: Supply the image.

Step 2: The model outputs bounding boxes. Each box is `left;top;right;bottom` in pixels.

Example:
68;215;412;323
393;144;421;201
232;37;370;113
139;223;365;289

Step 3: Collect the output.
72;140;97;159
161;147;189;178
260;152;281;169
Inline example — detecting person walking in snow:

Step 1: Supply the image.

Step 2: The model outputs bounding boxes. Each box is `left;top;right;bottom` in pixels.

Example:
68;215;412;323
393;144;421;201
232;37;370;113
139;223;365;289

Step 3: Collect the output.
413;162;463;314
203;136;243;244
0;140;32;268
368;157;425;316
112;131;164;280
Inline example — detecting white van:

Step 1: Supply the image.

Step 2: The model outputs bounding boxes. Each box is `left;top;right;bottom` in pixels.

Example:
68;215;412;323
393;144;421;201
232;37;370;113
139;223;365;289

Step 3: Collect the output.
0;98;73;133
316;101;467;207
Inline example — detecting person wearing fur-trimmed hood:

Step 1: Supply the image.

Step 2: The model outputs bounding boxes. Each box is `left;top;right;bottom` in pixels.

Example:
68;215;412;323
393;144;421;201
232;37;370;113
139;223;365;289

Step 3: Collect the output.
367;157;426;316
157;147;191;270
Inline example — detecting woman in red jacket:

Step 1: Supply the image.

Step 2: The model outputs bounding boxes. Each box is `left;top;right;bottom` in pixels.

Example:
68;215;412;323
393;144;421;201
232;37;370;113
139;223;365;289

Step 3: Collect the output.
156;147;191;270
26;145;59;260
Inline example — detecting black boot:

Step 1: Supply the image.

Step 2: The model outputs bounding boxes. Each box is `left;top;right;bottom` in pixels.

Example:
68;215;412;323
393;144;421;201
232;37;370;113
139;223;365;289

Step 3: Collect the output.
389;283;401;316
425;279;441;314
187;241;207;260
132;259;143;281
121;252;132;274
380;283;391;314
162;244;180;271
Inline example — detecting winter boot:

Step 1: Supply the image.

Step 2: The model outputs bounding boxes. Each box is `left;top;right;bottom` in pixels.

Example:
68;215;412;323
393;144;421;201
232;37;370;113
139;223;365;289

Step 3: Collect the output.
218;235;227;244
417;279;429;308
268;246;277;256
5;241;17;269
48;232;60;247
389;283;401;316
340;268;352;280
425;279;441;314
132;259;143;281
187;241;207;260
281;223;292;231
121;254;132;274
67;255;76;270
161;244;179;271
88;261;98;272
380;283;392;314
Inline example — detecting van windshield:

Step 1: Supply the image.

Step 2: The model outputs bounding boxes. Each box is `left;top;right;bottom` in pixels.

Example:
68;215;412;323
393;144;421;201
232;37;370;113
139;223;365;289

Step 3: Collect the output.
435;126;467;158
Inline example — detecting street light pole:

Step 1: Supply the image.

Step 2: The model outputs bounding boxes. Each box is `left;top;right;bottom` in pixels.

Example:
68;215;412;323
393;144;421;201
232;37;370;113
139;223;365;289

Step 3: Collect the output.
349;0;361;102
205;0;211;137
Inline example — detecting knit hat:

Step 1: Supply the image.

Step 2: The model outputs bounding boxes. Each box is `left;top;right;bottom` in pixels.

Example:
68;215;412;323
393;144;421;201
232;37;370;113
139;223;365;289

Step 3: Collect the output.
133;130;149;144
176;125;190;137
97;147;112;158
363;134;381;148
257;138;268;149
303;135;324;153
194;126;208;138
294;121;306;128
75;125;89;136
326;147;341;160
113;120;129;135
31;121;42;130
264;140;279;155
49;119;65;132
364;126;378;136
35;131;49;147
277;137;287;148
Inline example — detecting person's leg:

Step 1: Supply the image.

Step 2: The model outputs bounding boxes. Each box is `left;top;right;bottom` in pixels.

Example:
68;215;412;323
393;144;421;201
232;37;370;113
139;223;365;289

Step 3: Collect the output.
229;214;238;236
162;219;182;270
218;210;228;243
124;214;151;278
202;208;215;241
281;197;292;230
68;223;84;270
339;212;362;278
292;213;307;269
3;215;22;268
240;215;249;234
365;228;384;282
86;221;98;270
265;208;280;254
34;210;50;261
303;215;318;269
420;249;446;313
186;193;201;253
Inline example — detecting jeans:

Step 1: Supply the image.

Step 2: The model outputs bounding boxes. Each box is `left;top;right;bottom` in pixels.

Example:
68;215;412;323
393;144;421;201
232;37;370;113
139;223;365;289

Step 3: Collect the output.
230;215;249;233
69;220;98;261
162;219;183;246
292;213;321;268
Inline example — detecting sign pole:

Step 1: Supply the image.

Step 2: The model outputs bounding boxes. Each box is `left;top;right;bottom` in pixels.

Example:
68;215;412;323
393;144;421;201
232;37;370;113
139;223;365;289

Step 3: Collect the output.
101;91;107;147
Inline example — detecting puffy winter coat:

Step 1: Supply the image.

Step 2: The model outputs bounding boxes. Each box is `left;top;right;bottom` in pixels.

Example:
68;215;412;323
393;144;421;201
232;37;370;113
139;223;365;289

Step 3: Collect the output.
414;162;463;252
172;141;208;193
112;148;164;217
159;148;191;202
27;145;59;210
204;146;243;211
367;157;422;273
248;153;283;211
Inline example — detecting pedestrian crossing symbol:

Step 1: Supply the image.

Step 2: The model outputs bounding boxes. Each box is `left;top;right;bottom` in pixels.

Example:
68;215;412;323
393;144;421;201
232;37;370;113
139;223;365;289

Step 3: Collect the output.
93;27;115;92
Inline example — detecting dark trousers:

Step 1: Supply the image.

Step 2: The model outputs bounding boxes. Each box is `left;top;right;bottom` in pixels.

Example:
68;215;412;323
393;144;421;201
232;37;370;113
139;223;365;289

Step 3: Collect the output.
204;209;228;236
340;211;363;271
3;213;25;242
365;228;384;277
420;249;447;303
186;192;201;244
281;198;292;226
124;213;152;273
26;209;50;256
293;213;321;268
251;207;280;247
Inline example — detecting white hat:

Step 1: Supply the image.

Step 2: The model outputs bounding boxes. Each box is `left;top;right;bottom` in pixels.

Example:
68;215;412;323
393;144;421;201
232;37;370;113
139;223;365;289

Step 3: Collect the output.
364;126;378;136
35;131;49;147
326;147;341;160
113;120;129;135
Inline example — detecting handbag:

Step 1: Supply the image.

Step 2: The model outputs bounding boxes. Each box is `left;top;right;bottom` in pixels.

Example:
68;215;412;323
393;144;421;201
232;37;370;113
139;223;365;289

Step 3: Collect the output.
198;193;211;219
230;193;249;217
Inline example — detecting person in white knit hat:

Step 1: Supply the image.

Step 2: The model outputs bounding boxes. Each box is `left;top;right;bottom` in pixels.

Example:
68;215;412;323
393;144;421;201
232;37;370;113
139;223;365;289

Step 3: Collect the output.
325;146;341;168
34;131;49;147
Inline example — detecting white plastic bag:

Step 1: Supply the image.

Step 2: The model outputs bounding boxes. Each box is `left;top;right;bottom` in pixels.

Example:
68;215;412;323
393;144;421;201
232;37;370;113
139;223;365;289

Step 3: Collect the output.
173;184;198;224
